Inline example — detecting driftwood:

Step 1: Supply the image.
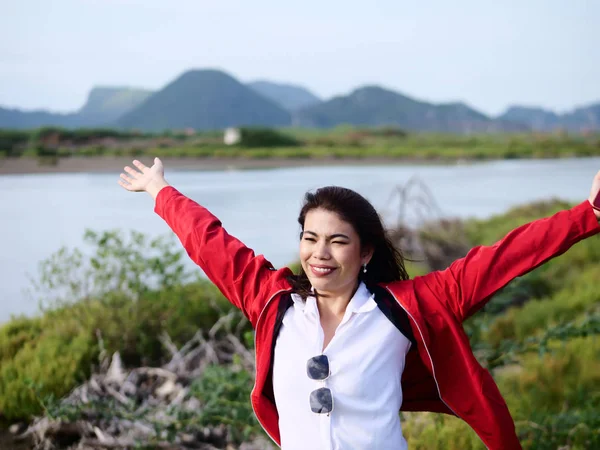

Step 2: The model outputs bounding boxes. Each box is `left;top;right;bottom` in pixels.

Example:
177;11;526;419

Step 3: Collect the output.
18;315;267;450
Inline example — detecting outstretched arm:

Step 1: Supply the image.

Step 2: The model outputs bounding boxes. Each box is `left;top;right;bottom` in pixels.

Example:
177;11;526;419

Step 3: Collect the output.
417;169;600;323
118;158;292;326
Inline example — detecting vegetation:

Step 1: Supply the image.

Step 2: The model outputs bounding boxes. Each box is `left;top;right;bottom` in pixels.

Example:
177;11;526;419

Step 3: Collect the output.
0;126;599;163
0;199;598;449
0;230;237;421
400;200;600;449
236;127;301;148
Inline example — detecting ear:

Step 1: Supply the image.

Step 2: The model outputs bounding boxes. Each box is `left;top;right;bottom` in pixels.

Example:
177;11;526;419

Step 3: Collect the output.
361;246;374;265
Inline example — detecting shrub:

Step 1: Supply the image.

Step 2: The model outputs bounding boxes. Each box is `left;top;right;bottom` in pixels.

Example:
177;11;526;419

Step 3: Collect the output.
190;362;262;444
0;328;97;420
401;412;484;450
237;128;301;148
0;229;239;420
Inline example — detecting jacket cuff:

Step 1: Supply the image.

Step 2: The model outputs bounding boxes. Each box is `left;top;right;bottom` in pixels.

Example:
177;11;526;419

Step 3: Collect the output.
573;200;600;237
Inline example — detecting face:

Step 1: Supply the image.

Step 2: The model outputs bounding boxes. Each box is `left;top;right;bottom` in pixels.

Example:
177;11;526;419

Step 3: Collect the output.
300;208;372;299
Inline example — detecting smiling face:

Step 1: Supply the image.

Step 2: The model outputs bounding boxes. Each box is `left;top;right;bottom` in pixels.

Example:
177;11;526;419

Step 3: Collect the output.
300;208;373;299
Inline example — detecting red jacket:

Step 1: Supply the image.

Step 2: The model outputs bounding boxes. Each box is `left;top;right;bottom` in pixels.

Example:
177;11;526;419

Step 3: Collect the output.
155;186;600;450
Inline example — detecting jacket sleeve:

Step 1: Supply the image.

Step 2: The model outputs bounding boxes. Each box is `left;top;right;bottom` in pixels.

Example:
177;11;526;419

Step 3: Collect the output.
415;201;600;322
154;186;293;326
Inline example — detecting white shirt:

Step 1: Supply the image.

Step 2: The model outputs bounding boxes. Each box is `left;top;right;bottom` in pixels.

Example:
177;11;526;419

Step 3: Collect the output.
272;282;411;450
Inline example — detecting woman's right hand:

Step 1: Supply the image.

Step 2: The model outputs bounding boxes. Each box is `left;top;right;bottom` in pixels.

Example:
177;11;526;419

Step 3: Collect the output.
118;157;170;200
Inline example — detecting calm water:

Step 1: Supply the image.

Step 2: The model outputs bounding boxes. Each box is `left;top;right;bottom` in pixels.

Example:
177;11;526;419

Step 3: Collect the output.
1;157;598;323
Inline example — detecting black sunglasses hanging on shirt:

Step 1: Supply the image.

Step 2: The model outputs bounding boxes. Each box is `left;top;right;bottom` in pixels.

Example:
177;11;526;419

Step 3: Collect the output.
307;354;334;414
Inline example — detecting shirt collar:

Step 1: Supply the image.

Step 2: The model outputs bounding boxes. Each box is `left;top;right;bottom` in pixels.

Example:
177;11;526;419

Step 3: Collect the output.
290;282;377;316
346;282;377;314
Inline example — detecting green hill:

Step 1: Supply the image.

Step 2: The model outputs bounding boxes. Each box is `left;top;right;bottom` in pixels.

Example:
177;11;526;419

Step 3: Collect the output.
248;80;321;111
293;86;528;133
499;102;600;132
117;70;292;131
76;87;153;126
0;107;75;129
0;87;152;129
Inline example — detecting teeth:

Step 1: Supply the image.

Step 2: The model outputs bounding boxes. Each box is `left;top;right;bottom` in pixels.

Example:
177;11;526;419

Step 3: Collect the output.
313;267;333;273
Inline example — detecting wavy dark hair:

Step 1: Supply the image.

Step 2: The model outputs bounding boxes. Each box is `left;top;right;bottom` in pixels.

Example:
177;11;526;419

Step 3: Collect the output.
288;186;409;297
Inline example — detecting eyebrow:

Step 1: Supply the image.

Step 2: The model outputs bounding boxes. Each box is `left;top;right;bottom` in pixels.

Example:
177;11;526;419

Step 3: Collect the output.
303;231;351;240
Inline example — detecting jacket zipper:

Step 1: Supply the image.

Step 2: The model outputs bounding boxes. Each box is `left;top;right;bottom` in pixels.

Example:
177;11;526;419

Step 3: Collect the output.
250;288;292;447
384;286;462;420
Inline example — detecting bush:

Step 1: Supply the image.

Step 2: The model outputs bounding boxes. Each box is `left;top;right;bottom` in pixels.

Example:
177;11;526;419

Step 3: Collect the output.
238;128;301;148
484;269;600;346
0;327;97;420
401;412;484;450
0;229;239;420
190;362;262;444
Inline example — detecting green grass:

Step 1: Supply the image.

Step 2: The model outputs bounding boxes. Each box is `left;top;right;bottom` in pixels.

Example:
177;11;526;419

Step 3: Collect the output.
2;127;600;161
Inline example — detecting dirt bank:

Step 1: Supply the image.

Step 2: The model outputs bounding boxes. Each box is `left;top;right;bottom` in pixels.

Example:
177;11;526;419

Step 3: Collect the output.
0;156;453;176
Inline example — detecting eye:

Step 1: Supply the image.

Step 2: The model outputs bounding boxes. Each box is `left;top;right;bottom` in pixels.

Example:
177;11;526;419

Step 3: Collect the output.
303;237;316;242
331;241;347;245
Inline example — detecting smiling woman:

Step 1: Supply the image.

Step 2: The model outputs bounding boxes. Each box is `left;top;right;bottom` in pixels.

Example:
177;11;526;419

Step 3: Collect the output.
119;157;600;450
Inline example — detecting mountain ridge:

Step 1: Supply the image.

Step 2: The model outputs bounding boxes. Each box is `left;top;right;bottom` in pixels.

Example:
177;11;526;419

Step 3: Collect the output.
1;68;598;132
115;69;291;131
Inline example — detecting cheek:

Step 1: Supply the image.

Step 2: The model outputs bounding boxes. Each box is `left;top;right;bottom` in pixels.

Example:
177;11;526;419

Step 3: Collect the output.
299;242;310;262
336;247;362;270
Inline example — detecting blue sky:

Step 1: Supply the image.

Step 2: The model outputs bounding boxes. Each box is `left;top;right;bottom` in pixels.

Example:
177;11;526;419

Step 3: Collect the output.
1;0;598;116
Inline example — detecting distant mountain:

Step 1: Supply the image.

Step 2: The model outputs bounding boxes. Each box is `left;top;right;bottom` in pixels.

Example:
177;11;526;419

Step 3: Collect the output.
248;80;321;111
0;107;75;129
294;86;527;133
0;87;152;129
499;103;600;132
117;70;291;132
76;87;153;126
2;67;599;133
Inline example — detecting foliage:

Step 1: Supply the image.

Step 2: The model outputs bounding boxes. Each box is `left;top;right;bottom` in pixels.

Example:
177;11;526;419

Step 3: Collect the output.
0;230;237;420
401;412;484;450
401;199;600;449
0;130;30;156
2;127;600;161
29;229;192;306
0;327;96;420
237;127;301;147
190;361;262;443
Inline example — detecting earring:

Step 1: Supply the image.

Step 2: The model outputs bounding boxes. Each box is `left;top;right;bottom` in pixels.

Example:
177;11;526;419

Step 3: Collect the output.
363;263;367;274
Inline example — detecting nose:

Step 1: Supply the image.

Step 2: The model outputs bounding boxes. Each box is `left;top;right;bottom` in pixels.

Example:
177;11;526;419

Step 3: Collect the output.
313;240;331;260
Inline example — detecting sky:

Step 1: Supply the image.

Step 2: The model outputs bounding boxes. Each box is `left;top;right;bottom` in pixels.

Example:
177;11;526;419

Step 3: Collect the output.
1;0;599;117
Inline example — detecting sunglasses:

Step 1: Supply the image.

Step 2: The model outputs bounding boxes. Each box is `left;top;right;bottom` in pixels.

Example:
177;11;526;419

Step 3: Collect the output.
307;355;334;414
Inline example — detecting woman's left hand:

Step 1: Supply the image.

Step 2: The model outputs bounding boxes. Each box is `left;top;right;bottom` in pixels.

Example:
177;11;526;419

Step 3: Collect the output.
589;169;600;220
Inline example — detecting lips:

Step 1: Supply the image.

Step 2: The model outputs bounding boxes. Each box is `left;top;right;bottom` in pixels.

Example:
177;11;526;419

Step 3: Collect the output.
309;265;336;277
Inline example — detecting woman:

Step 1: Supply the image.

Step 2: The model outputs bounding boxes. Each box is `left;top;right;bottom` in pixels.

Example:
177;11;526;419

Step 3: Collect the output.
119;157;600;450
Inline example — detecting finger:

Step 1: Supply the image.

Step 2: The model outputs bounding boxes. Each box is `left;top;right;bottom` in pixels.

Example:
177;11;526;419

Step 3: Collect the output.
124;166;140;178
120;173;134;184
133;160;148;171
118;179;132;190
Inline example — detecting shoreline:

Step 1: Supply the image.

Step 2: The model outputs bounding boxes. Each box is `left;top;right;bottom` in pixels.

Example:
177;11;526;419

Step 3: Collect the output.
1;155;481;175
